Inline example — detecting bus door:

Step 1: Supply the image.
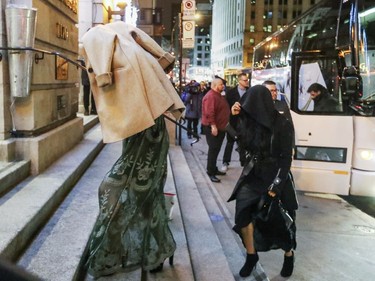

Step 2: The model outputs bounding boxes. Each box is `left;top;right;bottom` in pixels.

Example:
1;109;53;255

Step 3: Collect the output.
290;52;353;195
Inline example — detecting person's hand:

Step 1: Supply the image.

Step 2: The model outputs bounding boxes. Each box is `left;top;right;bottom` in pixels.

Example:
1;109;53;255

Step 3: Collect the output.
231;102;241;115
268;186;281;198
268;190;277;198
211;125;218;136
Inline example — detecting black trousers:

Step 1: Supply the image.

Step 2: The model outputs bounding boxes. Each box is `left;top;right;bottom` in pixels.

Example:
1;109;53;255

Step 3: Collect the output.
223;133;247;166
186;117;199;137
204;126;226;176
223;133;235;164
83;85;96;112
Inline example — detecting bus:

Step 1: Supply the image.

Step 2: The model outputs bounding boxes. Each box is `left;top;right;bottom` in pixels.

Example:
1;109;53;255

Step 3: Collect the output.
251;0;375;196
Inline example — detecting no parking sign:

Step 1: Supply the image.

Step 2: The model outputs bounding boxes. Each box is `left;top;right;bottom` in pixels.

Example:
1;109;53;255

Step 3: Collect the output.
182;0;196;20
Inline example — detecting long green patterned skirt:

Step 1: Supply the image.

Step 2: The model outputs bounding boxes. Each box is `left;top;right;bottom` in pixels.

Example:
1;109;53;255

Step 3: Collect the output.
86;116;176;278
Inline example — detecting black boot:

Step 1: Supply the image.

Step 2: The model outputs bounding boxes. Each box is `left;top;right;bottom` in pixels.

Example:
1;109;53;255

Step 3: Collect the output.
149;255;174;273
280;251;294;277
239;253;259;277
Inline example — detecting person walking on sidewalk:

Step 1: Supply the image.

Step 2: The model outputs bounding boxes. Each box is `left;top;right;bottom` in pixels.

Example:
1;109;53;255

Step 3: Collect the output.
201;77;230;183
228;85;298;278
184;81;203;139
221;72;249;172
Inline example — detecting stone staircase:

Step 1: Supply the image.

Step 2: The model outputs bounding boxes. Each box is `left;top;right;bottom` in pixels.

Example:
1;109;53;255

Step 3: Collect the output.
0;116;248;281
0;117;104;280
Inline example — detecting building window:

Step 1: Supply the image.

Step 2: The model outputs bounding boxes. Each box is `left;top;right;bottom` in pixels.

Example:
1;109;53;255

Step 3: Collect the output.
264;11;273;19
292;10;302;18
250;38;255;45
264;25;272;33
249;25;255;32
247;53;252;63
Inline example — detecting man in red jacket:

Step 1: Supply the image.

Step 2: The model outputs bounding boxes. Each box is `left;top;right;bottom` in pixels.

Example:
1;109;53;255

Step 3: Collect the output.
201;78;230;183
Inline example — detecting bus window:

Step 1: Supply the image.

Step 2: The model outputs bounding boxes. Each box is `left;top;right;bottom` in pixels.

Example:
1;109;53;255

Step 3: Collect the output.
358;5;375;102
295;146;347;163
297;58;342;113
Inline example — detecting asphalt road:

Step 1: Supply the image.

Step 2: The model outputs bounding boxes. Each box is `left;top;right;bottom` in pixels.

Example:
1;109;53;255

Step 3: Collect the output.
340;195;375;218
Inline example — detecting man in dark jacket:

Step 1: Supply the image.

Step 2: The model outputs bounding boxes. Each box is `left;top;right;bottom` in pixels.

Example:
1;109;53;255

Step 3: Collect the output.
307;82;340;112
221;73;249;171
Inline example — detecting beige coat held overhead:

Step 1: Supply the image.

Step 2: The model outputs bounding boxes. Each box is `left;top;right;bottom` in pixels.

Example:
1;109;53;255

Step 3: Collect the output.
81;22;185;143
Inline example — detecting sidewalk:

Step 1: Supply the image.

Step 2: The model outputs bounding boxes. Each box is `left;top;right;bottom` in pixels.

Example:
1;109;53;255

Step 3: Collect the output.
178;129;375;281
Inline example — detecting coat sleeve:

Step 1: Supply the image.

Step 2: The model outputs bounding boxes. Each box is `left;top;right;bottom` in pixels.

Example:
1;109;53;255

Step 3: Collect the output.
128;25;175;72
274;117;294;191
82;26;117;87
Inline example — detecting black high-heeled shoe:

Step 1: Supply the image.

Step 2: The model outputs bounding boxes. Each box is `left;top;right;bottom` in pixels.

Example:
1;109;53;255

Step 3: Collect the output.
280;251;294;277
149;255;174;273
239;253;259;277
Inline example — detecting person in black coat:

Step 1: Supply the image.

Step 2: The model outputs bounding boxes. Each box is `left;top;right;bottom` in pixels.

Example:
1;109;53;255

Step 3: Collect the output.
184;81;203;138
80;59;97;115
307;82;340;112
228;85;298;278
221;73;249;171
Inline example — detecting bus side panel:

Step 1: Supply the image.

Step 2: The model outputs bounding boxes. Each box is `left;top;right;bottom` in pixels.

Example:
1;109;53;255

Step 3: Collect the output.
351;170;375;196
291;167;351;195
350;116;375;196
291;112;353;195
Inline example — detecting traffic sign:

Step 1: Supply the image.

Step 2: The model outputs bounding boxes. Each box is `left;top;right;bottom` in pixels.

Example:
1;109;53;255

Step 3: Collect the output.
182;20;195;49
182;0;196;20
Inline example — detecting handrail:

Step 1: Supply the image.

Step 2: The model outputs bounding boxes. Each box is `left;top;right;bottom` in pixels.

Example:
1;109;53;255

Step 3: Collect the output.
163;114;200;145
0;46;86;70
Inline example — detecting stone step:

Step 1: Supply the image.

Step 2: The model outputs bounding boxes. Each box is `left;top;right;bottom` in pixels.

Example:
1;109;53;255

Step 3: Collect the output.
168;146;236;281
18;141;119;281
0;124;104;261
0;160;30;196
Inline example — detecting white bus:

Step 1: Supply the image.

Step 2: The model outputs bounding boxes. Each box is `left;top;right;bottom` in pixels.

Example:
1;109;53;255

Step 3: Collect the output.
251;0;375;196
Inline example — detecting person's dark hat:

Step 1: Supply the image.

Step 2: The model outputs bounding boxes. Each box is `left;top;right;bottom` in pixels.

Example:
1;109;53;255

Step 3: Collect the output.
214;75;227;85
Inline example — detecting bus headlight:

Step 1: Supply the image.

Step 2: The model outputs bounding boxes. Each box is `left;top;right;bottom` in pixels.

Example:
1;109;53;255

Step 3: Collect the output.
360;150;373;161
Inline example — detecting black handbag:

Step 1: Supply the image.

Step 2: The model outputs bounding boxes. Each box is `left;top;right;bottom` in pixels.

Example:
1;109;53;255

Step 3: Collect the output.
256;197;293;229
256;169;294;230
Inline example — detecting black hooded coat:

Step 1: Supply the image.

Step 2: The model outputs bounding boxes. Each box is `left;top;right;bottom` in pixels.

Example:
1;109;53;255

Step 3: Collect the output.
228;85;298;252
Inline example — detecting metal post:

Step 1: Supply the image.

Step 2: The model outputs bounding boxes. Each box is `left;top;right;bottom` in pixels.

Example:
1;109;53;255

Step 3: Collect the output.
178;12;183;146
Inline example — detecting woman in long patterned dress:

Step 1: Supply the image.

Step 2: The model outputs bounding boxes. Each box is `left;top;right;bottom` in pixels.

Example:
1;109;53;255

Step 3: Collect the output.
86;116;175;278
